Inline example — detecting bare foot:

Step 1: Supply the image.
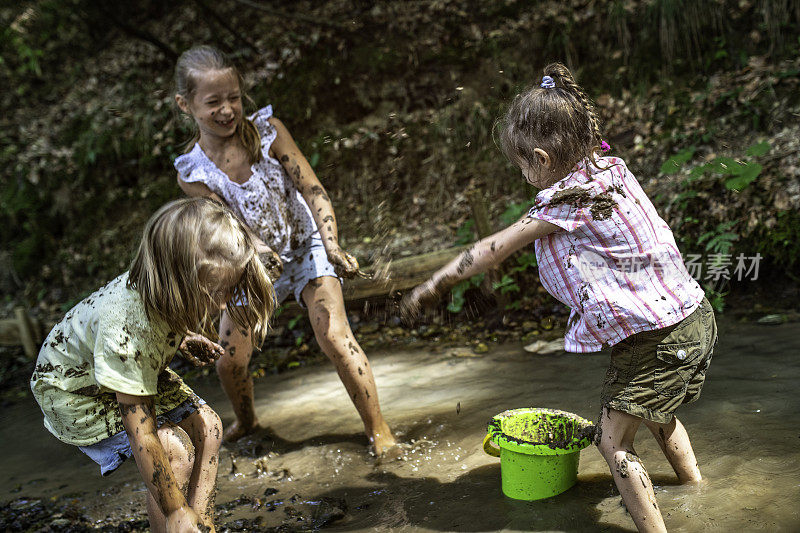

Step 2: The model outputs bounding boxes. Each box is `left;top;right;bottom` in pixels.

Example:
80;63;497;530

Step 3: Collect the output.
223;420;261;442
373;442;410;466
368;425;398;456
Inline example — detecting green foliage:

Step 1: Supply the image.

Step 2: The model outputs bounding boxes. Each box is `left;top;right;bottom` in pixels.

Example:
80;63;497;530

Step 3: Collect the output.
492;274;520;295
705;287;728;313
489;252;538;308
287;314;303;330
745;141;770;157
660;147;695;175
755;211;800;273
661;140;778;313
2;0;798;309
697;221;739;255
499;197;536;226
447;273;485;313
665;142;770;193
454;219;475;245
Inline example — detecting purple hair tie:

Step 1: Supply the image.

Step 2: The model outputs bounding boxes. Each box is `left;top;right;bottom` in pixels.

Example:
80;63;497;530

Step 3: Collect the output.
540;76;555;89
601;140;611;153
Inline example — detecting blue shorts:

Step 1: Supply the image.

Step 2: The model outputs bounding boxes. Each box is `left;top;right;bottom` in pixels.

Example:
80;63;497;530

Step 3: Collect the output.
78;397;205;476
273;236;340;306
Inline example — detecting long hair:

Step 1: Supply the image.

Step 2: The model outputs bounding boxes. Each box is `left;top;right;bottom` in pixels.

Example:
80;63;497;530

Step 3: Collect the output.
174;45;262;165
128;197;274;346
499;62;604;181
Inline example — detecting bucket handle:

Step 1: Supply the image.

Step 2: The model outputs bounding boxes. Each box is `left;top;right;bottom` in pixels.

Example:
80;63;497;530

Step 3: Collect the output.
482;433;500;457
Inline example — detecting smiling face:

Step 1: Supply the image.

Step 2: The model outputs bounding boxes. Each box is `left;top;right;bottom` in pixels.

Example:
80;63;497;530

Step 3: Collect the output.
177;68;243;141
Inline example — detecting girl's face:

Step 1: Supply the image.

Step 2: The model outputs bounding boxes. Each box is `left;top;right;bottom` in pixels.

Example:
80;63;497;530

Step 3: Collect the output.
520;148;558;189
179;68;243;140
521;164;543;188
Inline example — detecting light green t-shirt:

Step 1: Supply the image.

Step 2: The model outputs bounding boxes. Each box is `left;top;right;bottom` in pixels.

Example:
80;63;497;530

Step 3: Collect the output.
31;273;194;446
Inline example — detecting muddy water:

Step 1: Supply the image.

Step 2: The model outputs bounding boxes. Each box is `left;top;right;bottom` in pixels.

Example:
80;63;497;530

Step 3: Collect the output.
2;317;799;531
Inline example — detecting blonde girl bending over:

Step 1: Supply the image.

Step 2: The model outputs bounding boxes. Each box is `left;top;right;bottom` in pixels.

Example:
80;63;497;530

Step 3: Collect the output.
32;197;274;533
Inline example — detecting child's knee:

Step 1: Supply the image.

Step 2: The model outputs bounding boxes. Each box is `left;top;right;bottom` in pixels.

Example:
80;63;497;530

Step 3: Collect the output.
196;405;223;447
158;425;195;480
215;347;251;373
595;433;616;458
315;313;350;348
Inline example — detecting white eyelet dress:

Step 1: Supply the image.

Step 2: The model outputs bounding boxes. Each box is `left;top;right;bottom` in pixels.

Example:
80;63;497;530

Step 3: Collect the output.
174;105;339;304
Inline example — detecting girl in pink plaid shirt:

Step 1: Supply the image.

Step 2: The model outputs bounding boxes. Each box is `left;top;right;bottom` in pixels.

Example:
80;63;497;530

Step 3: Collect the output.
402;63;716;533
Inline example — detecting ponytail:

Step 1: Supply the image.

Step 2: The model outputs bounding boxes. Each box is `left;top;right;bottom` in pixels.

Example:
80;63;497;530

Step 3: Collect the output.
499;62;607;179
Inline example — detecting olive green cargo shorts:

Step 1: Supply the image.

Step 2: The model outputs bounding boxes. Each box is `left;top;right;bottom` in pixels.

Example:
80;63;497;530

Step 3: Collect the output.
601;298;717;424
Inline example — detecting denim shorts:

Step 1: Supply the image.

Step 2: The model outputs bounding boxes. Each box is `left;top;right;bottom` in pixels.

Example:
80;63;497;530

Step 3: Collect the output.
600;298;717;424
78;396;205;475
273;236;340;306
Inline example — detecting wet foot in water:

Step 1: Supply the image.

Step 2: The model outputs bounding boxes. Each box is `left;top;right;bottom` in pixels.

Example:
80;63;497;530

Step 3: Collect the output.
373;442;410;466
369;425;401;460
223;420;261;442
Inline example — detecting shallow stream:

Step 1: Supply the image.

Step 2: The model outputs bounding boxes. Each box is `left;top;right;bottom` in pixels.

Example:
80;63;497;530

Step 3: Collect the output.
2;317;798;531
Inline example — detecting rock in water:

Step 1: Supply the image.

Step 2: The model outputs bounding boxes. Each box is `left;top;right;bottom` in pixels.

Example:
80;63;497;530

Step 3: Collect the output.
523;339;564;354
309;497;348;528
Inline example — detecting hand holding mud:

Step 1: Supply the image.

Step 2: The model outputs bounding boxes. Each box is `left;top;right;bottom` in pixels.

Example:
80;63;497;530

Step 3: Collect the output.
326;246;361;279
257;248;284;282
179;333;224;367
254;239;283;282
399;279;442;325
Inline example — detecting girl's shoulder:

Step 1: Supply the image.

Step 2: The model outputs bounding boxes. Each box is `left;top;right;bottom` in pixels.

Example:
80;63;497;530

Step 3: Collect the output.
249;104;274;129
248;105;279;151
249;105;276;134
173;143;217;185
533;157;630;206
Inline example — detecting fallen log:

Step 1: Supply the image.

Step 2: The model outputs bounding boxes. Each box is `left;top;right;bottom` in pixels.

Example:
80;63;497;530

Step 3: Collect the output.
343;244;469;301
0;307;43;359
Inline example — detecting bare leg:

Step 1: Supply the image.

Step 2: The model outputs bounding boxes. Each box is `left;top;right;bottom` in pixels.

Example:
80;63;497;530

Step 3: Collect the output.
216;311;259;441
145;424;196;533
302;276;397;455
178;404;222;529
595;406;667;533
644;416;702;483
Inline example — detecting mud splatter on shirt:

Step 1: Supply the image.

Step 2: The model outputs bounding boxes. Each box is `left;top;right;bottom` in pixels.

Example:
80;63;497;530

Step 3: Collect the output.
30;273;193;446
174;105;319;259
527;157;704;353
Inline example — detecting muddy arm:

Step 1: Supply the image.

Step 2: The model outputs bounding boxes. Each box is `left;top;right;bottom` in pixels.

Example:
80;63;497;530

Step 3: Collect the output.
116;393;198;526
268;116;358;276
429;216;560;292
401;216;559;318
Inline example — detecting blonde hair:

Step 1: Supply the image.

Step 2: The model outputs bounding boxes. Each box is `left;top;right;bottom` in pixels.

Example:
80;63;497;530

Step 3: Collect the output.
128;197;274;346
175;45;262;165
499;62;604;180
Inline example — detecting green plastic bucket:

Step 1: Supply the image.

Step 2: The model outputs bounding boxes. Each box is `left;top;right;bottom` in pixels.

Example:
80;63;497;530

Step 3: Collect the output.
482;408;593;500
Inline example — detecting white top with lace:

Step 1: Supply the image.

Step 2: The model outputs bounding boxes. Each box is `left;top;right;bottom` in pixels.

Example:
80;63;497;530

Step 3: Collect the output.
174;105;318;258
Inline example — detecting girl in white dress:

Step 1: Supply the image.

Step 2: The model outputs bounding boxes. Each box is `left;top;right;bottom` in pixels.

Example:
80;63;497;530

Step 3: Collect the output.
173;46;397;455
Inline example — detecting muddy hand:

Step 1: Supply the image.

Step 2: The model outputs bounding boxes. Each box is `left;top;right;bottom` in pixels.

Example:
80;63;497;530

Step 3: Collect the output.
258;249;283;282
327;246;360;279
399;280;439;325
179;333;224;367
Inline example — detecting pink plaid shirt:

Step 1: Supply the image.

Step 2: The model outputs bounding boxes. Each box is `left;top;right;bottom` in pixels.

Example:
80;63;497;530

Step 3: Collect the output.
528;156;704;353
